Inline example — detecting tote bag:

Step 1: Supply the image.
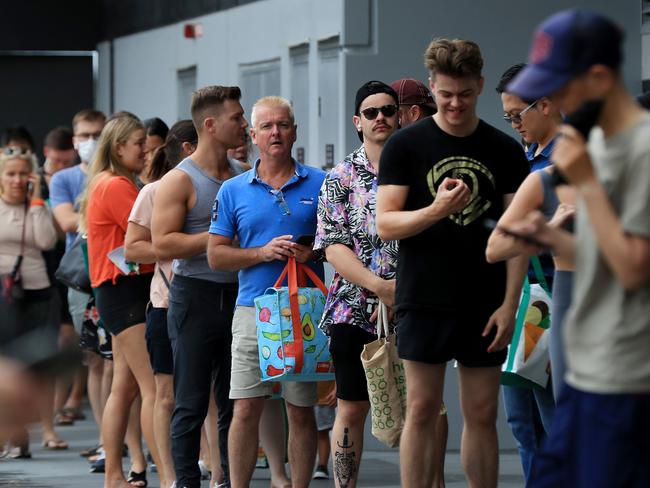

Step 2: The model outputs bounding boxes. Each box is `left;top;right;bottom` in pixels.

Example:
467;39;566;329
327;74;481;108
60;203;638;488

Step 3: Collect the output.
360;303;406;448
254;256;335;382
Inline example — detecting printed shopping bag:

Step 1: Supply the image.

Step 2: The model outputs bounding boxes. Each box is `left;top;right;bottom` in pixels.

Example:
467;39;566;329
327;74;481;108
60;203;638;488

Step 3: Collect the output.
255;256;334;382
501;256;552;389
360;303;406;448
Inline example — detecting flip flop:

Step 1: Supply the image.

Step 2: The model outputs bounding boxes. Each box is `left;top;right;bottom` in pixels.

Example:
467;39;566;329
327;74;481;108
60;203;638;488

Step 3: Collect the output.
80;444;102;457
42;438;69;450
127;470;148;488
61;407;86;421
54;410;74;426
6;445;32;459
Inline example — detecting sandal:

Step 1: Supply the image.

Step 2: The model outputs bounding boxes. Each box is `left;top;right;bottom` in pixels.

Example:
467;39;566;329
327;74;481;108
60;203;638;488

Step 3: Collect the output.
127;470;148;487
6;445;32;459
42;438;69;450
54;409;75;426
61;406;86;421
80;443;102;457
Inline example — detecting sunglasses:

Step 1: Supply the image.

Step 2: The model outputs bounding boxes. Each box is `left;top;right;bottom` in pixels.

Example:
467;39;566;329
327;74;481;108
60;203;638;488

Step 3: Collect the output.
503;100;538;125
360;104;398;120
2;146;32;156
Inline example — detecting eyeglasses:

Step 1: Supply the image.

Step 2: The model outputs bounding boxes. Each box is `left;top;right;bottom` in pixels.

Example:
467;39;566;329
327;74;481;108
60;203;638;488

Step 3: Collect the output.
360;104;398;120
503;100;538;124
75;131;103;140
270;189;291;215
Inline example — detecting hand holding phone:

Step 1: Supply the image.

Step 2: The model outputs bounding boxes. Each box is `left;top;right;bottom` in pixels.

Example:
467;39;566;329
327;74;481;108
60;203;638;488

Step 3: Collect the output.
294;234;315;246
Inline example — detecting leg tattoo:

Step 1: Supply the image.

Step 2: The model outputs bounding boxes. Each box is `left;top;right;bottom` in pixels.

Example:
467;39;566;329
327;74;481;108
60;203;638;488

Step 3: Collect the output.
334;427;356;488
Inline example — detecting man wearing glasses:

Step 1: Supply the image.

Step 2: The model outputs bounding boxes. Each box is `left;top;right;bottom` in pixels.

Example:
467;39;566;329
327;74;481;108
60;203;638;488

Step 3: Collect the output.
494;63;563;484
376;39;529;487
207;96;325;488
314;80;399;488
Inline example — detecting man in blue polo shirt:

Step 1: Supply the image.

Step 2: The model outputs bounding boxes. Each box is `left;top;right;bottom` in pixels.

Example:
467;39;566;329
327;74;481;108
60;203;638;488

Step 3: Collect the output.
207;95;324;488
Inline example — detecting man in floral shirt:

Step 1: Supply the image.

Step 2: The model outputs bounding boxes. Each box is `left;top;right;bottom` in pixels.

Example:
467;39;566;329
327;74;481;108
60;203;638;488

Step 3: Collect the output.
314;80;399;488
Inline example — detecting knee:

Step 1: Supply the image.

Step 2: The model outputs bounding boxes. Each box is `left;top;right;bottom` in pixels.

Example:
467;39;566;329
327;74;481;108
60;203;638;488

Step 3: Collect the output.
336;401;369;426
234;398;264;424
464;400;498;428
156;386;175;413
407;396;439;426
286;404;316;429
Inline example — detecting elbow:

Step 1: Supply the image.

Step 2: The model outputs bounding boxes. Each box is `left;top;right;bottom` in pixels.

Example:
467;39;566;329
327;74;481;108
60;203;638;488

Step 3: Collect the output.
207;247;233;271
376;215;392;241
152;239;173;261
485;239;502;264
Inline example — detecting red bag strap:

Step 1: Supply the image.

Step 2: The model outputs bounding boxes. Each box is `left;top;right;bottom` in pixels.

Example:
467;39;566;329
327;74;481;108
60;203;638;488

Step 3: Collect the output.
273;258;327;295
287;257;304;373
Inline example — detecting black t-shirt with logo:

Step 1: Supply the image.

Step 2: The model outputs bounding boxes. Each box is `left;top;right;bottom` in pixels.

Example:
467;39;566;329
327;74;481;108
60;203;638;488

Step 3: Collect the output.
378;116;529;313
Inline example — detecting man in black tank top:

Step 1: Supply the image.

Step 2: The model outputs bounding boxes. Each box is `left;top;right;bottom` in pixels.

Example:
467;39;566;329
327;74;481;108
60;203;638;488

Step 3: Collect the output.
152;86;248;488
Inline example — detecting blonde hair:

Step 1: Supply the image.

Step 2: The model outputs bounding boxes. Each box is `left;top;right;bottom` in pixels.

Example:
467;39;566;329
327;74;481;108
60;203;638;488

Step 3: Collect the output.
0;150;38;196
78;116;144;233
251;96;294;128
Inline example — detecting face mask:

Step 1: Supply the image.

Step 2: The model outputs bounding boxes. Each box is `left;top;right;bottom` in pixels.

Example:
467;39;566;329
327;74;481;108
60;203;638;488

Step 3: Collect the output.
76;139;98;164
564;99;605;139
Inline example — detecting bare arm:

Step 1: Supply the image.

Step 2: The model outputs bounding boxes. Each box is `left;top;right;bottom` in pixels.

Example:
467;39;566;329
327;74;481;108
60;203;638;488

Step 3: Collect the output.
52;203;79;234
325;244;395;307
376;178;470;241
151;170;208;261
486;172;544;263
207;233;294;271
124;221;157;264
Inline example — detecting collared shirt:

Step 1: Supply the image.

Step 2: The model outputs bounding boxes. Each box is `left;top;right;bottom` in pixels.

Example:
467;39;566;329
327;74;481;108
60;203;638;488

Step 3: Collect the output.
526;138;556;172
314;145;398;335
209;159;325;306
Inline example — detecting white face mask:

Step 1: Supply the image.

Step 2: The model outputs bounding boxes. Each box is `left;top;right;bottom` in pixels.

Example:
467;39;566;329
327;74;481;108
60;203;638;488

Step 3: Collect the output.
76;139;98;164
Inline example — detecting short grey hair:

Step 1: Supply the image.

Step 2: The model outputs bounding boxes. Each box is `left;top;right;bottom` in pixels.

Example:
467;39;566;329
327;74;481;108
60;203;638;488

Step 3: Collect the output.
250;96;295;128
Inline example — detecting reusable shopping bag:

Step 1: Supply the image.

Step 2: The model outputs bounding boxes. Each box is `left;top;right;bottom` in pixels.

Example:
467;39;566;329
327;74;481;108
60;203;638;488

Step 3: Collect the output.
360;303;406;448
501;256;552;389
254;256;334;382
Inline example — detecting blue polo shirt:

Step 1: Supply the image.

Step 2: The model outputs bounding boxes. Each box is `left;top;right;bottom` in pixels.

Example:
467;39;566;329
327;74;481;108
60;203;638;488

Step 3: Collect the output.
526;138;555;172
209;159;326;306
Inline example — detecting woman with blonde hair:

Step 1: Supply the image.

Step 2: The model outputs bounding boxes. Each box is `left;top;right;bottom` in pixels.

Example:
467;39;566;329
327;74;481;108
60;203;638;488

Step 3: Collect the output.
0;147;61;457
79;115;160;488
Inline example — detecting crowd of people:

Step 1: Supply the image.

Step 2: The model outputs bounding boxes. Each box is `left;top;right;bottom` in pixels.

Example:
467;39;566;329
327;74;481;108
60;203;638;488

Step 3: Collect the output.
0;8;648;488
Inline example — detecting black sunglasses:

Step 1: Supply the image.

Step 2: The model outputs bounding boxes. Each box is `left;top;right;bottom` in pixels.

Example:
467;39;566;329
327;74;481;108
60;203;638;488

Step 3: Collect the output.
360;104;398;120
2;146;31;156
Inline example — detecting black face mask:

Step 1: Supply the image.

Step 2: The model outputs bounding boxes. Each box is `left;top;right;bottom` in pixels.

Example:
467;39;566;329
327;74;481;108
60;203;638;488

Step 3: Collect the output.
551;99;605;187
564;99;605;139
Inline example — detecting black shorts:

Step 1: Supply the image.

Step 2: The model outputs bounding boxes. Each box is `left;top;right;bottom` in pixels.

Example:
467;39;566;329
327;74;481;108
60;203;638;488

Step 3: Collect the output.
396;307;507;367
54;281;73;325
145;305;173;375
94;274;152;336
329;323;376;402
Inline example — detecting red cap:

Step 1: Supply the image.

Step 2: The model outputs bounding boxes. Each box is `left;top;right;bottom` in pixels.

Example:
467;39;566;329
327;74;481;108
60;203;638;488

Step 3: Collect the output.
390;78;436;108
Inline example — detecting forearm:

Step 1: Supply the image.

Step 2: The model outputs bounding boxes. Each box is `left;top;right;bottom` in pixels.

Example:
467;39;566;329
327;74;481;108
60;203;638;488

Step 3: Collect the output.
376;205;443;241
502;254;529;309
31;207;58;250
124;241;157;264
325;244;382;293
55;212;79;233
208;244;264;271
154;231;209;260
581;181;648;289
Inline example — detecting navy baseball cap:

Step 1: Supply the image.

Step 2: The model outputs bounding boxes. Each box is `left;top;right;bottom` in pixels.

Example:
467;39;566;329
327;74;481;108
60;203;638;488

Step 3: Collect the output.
507;9;623;101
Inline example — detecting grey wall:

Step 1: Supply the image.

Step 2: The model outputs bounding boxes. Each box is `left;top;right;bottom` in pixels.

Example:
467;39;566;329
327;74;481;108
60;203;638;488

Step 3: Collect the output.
341;0;642;155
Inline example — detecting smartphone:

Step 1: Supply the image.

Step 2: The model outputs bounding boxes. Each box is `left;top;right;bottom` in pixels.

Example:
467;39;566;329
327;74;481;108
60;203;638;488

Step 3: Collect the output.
483;219;549;249
26;181;33;195
294;234;315;246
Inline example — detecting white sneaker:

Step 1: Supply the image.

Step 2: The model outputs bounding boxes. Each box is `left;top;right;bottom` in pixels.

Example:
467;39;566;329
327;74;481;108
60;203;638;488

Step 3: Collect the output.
313;465;329;479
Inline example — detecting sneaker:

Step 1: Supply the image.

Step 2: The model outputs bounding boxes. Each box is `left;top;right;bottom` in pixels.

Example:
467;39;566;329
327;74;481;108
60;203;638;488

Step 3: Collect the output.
313;465;329;479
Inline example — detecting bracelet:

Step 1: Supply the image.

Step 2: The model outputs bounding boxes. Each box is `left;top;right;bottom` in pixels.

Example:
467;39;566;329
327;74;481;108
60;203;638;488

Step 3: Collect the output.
30;198;45;207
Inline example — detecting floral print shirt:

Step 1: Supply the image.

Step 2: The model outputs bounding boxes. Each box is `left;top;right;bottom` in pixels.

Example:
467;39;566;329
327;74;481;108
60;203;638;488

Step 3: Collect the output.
315;145;398;335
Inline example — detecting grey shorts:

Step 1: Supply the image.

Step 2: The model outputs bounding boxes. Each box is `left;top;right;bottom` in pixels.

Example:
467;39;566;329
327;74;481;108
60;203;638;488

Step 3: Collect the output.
68;288;91;334
230;306;317;407
315;405;336;431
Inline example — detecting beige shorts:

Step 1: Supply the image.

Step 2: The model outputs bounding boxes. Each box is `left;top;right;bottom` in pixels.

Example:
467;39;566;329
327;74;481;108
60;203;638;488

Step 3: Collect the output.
230;306;317;407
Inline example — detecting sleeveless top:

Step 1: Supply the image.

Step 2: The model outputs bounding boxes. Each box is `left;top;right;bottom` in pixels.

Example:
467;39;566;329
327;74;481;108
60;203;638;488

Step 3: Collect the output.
172;157;244;283
539;169;574;233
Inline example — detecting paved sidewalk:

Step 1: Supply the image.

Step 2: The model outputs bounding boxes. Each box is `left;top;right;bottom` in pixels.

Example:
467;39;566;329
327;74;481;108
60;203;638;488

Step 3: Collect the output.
0;411;524;487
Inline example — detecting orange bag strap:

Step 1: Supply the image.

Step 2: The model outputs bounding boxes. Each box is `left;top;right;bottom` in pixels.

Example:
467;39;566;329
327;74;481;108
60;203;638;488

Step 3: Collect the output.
287;256;304;373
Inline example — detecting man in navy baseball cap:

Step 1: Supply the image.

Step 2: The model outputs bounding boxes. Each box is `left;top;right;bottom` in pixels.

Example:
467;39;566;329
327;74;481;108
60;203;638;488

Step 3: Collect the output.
505;10;650;488
507;9;623;102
